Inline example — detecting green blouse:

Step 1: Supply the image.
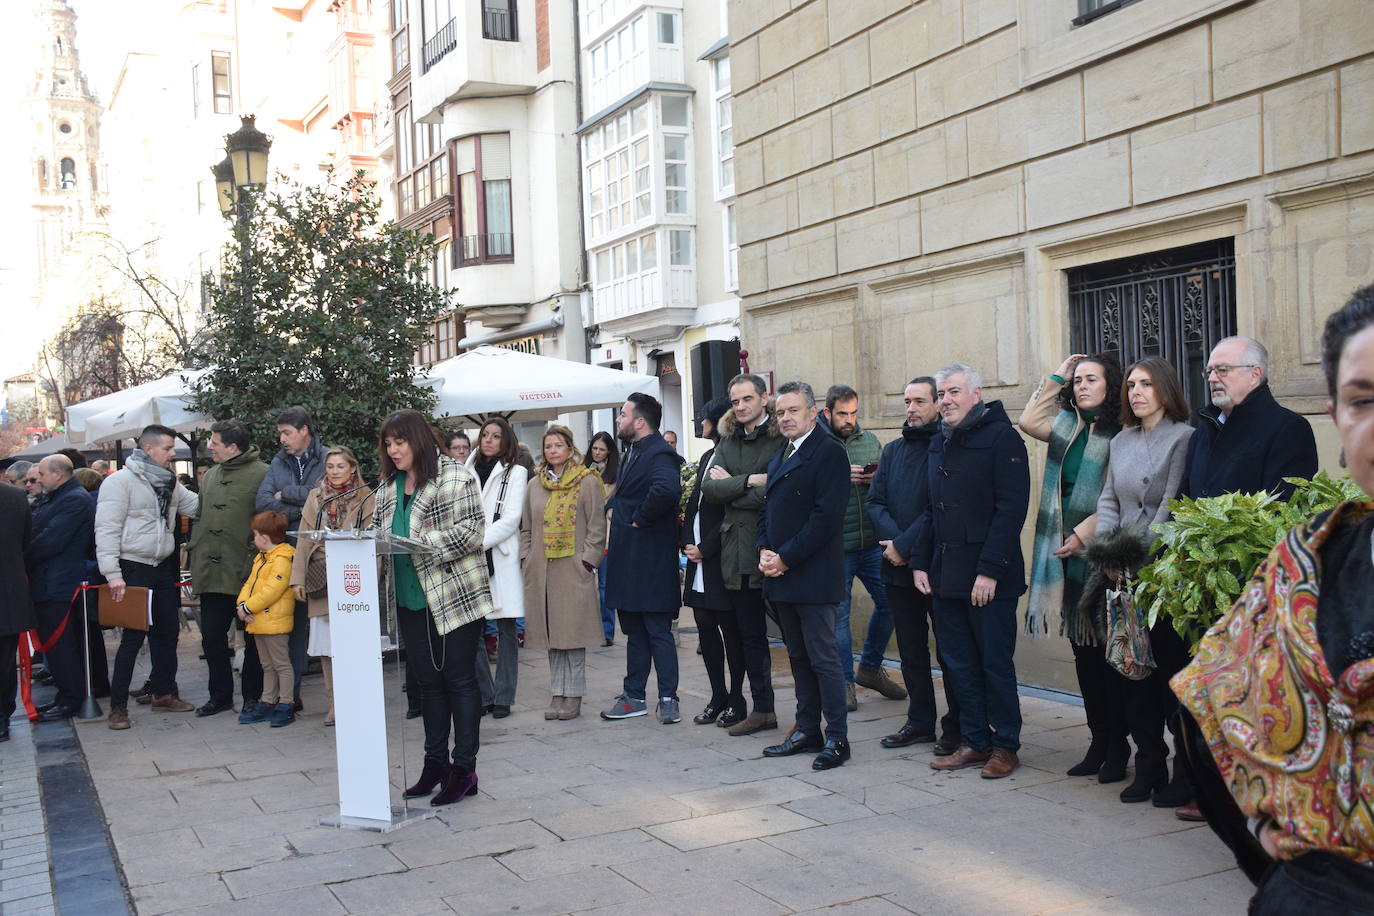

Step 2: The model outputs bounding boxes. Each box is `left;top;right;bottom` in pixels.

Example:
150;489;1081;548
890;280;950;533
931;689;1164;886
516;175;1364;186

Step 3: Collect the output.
390;476;428;610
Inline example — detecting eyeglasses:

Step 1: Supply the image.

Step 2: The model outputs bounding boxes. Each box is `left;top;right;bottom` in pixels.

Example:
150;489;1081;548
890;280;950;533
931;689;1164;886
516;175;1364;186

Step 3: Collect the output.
1203;363;1257;379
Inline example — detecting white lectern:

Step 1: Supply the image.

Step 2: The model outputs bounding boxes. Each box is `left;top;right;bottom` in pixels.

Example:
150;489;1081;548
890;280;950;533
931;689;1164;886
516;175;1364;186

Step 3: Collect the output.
295;528;435;832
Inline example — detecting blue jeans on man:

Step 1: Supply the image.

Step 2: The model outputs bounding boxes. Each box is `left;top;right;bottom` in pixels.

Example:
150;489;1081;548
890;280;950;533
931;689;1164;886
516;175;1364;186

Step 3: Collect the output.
835;546;893;681
618;610;677;701
932;595;1021;752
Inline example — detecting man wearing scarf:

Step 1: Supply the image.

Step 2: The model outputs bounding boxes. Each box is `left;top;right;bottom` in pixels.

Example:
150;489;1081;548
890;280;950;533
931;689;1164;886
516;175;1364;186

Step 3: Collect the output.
188;420;268;717
913;365;1031;779
96;425;200;729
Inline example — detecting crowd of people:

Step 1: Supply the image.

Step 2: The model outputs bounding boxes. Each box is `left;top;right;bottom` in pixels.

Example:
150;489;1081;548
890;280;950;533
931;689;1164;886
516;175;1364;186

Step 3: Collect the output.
4;285;1374;907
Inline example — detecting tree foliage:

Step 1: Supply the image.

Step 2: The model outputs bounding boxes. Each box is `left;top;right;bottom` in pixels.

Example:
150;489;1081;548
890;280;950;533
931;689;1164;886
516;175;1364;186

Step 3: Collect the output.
1134;472;1365;648
191;173;448;474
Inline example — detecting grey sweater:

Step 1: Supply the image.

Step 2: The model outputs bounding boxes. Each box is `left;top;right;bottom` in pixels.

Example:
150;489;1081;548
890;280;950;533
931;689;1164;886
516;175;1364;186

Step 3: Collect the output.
1095;417;1194;537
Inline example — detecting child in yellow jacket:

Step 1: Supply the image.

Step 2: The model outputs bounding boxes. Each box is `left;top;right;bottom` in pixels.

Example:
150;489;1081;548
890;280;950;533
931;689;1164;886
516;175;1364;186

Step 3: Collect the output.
237;511;296;727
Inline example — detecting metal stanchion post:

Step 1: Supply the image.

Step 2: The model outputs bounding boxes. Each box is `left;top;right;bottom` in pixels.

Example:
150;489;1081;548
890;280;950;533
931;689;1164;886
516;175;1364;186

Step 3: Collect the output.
77;582;102;719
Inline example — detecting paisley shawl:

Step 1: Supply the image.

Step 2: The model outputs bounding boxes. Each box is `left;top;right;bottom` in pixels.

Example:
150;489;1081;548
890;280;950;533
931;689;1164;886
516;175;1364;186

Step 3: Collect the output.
1172;500;1374;862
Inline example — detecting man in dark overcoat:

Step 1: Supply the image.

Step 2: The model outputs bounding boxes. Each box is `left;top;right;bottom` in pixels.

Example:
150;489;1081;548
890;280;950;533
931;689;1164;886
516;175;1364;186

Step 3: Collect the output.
601;392;684;724
0;479;36;740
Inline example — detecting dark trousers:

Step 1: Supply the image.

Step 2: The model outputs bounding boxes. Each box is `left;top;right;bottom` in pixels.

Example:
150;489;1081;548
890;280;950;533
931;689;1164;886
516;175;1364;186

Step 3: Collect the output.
110;557;181;708
0;633;19;723
1072;641;1129;752
836;546;893;680
934;595;1021;752
618;610;678;701
396;607;483;770
288;599;307;699
773;601;848;741
598;558;615;640
1120;669;1169;773
726;584;774;714
199;593;238;705
34;598;85;709
475;616;518;707
241;632;263;704
85;613;109;698
887;583;960;740
692;605;745;712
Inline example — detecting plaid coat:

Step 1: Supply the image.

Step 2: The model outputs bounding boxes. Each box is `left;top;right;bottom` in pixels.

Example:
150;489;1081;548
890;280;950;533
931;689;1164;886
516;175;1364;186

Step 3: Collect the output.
373;455;493;635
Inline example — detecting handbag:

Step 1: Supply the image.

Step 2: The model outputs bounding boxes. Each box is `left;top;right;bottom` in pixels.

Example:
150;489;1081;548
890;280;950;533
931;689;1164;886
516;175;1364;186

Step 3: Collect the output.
1104;582;1154;680
304;547;328;598
484;467;512;577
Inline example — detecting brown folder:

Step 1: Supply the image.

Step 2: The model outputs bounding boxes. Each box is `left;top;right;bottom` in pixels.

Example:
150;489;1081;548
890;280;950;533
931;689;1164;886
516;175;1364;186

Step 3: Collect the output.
97;586;152;631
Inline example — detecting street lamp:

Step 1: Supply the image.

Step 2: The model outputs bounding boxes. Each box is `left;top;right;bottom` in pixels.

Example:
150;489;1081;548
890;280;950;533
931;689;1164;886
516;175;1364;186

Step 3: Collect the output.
209;114;272;215
212;156;235;216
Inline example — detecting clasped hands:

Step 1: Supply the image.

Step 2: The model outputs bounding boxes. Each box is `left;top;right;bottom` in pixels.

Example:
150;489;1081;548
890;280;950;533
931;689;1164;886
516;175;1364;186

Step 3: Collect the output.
758;549;788;578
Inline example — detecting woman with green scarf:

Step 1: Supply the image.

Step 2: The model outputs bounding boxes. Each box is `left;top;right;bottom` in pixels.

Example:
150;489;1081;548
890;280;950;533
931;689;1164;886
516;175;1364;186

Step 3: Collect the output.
519;426;608;721
1020;352;1125;781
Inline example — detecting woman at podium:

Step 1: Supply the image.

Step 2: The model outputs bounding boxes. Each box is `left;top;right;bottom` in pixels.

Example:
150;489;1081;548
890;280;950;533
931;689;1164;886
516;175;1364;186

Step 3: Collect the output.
374;410;494;807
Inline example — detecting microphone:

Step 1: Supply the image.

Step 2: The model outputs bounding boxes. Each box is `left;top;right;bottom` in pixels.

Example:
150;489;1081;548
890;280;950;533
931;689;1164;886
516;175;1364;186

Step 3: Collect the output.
314;480;377;532
351;474;394;530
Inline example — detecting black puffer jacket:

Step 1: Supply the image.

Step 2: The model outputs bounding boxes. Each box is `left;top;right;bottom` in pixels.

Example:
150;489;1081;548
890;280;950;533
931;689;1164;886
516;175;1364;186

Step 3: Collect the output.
866;419;940;587
913;401;1031;601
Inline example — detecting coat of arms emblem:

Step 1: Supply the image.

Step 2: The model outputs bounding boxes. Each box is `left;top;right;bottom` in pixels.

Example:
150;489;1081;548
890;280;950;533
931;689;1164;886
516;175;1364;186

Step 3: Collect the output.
343;564;362;596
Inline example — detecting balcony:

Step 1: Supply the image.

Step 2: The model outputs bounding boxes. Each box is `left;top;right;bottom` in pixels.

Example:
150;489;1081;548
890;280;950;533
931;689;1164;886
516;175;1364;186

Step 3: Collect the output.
410;4;537;121
593;265;695;339
459;232;515;264
421;18;457;73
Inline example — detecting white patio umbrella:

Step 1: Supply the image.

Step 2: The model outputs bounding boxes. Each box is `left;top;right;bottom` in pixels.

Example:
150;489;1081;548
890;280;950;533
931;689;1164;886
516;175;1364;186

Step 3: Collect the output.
66;368;211;444
427;346;660;423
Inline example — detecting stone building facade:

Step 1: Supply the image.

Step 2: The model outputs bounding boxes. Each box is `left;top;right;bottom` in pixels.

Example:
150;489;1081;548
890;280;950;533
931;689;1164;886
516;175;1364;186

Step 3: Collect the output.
729;0;1374;689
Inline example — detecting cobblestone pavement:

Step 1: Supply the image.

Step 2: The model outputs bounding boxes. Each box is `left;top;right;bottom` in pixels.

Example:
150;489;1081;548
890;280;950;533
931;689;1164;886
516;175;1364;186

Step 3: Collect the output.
0;717;56;915
63;629;1252;915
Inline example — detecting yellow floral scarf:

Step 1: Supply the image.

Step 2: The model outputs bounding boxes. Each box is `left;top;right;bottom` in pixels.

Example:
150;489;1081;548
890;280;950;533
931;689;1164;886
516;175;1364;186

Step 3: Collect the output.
541;464;593;559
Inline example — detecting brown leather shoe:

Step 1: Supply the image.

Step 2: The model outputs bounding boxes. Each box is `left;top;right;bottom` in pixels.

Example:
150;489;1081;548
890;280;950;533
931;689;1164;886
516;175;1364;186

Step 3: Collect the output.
980;748;1020;779
1175;803;1205;822
151;694;195;712
855;666;908;701
726;710;778;736
107;707;131;730
930;744;991;771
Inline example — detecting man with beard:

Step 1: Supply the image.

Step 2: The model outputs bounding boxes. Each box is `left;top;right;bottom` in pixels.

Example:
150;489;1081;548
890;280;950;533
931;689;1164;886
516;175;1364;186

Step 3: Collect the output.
866;377;961;752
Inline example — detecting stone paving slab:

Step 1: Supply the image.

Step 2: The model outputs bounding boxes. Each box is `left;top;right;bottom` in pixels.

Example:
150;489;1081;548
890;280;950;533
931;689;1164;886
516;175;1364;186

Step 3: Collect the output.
0;716;55;915
68;628;1251;914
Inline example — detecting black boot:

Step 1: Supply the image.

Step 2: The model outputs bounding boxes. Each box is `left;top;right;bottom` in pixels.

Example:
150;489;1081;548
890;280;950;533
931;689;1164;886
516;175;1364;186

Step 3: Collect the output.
1069;642;1114;776
1098;739;1132;784
431;765;478;806
403;758;448;798
1067;740;1107;777
1121;756;1169;803
1152;758;1193;807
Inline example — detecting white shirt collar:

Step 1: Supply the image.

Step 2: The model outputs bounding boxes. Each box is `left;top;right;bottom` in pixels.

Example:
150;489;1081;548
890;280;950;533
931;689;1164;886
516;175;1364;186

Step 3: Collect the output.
786;424;816;455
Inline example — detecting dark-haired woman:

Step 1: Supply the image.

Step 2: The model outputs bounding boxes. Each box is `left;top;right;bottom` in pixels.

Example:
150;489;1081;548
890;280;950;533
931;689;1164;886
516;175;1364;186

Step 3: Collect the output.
466;418;527;719
372;409;492;806
587;431;619;646
1020;352;1127;781
1091;356;1194;803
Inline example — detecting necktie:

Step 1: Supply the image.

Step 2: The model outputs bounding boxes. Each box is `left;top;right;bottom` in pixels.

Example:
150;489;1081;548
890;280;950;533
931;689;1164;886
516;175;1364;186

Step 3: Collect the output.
781;442;796;463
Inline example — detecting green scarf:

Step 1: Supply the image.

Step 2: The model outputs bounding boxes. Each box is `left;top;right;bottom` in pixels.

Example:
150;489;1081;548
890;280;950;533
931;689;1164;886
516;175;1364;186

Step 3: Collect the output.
1026;408;1113;643
541;464;593;559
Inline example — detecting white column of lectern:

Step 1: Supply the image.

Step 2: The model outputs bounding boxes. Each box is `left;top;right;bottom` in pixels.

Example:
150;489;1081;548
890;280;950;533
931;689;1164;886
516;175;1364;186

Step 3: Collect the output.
301;529;434;832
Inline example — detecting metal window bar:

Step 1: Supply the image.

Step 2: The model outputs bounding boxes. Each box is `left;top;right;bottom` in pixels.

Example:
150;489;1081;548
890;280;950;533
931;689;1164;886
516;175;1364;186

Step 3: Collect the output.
421;18;457;73
1068;239;1237;413
1073;0;1143;27
482;5;517;41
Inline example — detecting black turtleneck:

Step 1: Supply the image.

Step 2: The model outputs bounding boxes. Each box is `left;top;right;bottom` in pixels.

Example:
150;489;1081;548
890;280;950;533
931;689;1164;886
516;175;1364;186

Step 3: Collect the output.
473;454;497;487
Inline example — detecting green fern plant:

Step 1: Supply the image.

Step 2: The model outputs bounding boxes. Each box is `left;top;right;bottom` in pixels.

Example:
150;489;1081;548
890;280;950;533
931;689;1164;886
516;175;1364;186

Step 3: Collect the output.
1134;472;1365;648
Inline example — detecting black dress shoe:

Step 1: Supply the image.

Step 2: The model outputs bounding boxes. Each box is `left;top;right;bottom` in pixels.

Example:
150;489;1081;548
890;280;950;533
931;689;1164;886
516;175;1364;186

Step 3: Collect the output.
406;707;423;720
933;735;962;757
0;726;9;741
880;725;936;749
717;706;747;728
38;705;75;722
693;703;724;725
762;730;823;757
195;699;234;717
36;701;59;714
812;738;851;770
491;705;511;719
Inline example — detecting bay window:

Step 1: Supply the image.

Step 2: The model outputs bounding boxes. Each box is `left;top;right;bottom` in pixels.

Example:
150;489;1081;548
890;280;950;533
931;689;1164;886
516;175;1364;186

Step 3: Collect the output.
455;133;515;265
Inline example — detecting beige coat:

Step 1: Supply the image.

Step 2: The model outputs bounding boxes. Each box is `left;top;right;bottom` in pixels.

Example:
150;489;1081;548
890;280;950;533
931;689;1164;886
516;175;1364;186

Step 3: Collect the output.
519;470;607;651
289;484;377;618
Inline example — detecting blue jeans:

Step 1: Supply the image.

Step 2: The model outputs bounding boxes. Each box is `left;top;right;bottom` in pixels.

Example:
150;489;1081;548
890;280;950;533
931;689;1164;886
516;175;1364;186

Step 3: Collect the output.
835;546;893;681
933;595;1022;753
618;610;678;701
598;558;614;640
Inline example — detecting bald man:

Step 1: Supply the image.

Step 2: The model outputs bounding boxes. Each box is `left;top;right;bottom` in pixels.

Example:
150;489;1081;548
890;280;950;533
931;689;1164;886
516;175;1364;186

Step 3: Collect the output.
27;455;96;718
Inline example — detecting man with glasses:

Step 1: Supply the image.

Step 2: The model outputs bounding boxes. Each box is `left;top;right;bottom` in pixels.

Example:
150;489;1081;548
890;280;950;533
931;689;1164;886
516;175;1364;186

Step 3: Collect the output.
1181;336;1317;501
22;465;43;505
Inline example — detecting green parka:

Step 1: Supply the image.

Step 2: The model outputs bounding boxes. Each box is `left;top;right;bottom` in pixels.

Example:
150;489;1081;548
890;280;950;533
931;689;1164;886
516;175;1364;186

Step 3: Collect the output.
821;417;882;552
699;407;784;589
188;446;270;596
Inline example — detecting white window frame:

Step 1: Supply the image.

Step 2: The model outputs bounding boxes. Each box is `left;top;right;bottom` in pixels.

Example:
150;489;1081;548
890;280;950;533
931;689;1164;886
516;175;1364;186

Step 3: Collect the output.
710;55;733;199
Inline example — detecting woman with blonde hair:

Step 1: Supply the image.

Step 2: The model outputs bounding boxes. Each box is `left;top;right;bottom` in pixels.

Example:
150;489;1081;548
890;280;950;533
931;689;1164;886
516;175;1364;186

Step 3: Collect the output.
520;425;607;720
289;445;375;726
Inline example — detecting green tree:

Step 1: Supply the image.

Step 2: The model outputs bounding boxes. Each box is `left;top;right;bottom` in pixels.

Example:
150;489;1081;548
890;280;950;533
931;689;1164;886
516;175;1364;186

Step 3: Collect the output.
191;173;447;474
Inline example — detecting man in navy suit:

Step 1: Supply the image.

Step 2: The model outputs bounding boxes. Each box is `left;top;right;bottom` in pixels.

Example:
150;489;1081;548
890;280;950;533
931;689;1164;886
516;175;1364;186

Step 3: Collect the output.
601;392;685;724
756;381;852;770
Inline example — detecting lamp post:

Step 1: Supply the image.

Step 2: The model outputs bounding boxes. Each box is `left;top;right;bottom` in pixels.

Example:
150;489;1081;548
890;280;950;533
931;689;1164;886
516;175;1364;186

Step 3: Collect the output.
210;114;272;352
